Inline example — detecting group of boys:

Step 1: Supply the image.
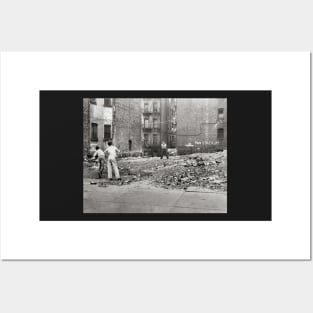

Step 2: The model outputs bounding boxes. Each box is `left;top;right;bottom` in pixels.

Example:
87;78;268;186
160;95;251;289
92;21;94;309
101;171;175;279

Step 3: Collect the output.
91;141;169;180
92;141;121;180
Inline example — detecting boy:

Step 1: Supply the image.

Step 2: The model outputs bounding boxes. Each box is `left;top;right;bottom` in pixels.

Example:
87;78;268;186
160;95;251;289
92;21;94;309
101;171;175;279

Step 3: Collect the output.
160;141;169;159
92;146;105;178
104;141;121;180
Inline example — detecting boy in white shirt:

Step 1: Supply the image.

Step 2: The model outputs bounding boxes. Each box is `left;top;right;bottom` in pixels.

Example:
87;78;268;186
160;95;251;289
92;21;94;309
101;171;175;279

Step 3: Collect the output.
92;146;105;178
104;141;121;180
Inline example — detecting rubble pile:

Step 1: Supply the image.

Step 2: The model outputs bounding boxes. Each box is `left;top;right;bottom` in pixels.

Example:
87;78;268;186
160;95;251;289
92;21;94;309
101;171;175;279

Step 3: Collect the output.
149;151;227;191
84;151;227;191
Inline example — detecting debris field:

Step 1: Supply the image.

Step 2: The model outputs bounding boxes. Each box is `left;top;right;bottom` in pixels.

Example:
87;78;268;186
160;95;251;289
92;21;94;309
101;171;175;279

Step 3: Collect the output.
84;151;227;192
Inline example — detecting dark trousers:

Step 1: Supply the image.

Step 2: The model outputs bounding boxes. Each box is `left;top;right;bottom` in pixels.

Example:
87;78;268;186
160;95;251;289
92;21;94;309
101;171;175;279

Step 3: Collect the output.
98;158;105;177
160;149;169;159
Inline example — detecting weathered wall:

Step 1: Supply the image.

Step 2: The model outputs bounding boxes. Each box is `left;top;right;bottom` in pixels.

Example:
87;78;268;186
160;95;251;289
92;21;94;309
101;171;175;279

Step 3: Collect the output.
89;98;113;151
160;98;169;144
83;98;90;156
167;98;177;148
114;98;142;152
141;98;162;156
176;98;227;153
84;97;226;156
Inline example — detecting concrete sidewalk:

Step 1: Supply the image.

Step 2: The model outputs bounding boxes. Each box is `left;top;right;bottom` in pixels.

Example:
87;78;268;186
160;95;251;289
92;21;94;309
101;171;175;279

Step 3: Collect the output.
84;179;227;213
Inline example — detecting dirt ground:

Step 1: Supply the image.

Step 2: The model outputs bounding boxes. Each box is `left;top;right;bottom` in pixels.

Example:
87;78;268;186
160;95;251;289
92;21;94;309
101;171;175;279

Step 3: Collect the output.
84;151;227;192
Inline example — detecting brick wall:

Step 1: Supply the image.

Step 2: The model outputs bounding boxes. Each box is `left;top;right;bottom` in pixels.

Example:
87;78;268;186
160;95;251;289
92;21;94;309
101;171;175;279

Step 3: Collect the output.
114;98;142;152
84;98;226;156
176;98;227;154
89;99;113;151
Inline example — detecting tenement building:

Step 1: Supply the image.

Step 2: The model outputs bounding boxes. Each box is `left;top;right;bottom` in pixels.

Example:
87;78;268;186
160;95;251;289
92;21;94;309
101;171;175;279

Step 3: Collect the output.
175;98;227;154
83;98;142;156
83;97;227;157
114;98;142;153
142;98;162;156
83;98;113;155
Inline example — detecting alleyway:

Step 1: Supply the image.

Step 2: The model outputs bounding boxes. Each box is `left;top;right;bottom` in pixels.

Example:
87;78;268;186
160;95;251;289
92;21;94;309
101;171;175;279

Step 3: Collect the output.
83;151;227;213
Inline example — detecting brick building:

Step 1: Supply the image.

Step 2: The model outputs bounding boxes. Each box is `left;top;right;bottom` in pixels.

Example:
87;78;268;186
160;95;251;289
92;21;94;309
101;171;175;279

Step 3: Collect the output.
167;98;177;148
83;98;113;155
114;98;142;153
83;98;142;156
175;98;227;154
83;97;227;157
142;98;162;156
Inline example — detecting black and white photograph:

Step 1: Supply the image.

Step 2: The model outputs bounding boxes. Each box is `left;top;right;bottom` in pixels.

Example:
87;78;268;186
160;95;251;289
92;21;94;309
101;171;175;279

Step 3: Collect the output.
83;98;227;214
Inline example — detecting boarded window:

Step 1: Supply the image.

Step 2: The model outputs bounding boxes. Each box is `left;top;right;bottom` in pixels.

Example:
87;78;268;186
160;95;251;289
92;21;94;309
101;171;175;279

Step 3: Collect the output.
217;128;224;142
91;123;98;141
104;125;111;140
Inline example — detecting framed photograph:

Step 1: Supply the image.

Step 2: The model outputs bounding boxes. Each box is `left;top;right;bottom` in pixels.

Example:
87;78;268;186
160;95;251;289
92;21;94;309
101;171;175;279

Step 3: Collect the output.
0;52;310;259
40;90;270;221
82;96;228;215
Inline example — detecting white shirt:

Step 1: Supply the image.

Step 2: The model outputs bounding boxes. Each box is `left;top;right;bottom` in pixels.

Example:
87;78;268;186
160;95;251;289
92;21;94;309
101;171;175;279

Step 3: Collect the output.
105;146;120;160
93;149;105;159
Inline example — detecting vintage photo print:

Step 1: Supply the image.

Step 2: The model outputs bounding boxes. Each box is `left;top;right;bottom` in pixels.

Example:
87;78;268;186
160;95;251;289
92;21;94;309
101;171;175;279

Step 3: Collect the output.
2;52;309;260
83;98;227;214
39;90;271;222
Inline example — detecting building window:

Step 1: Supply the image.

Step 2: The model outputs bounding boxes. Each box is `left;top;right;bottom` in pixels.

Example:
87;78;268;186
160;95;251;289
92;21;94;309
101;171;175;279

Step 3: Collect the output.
144;102;149;112
144;118;149;128
91;123;98;141
217;128;224;142
153;102;158;112
153;134;158;145
153;118;158;129
129;140;132;151
90;98;97;105
104;125;111;140
170;135;176;147
104;99;111;107
218;108;224;120
144;134;149;146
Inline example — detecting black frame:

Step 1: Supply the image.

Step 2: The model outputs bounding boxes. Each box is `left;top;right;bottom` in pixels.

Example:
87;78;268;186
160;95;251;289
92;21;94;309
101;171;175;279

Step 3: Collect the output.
40;91;271;221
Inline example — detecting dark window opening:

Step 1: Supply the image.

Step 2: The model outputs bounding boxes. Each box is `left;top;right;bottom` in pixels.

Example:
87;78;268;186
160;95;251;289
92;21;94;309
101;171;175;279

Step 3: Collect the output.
153;134;158;145
218;108;224;120
104;99;111;107
128;140;132;151
90;98;97;105
217;128;224;142
153;102;158;112
104;125;111;140
91;123;98;141
169;135;176;148
144;134;149;147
